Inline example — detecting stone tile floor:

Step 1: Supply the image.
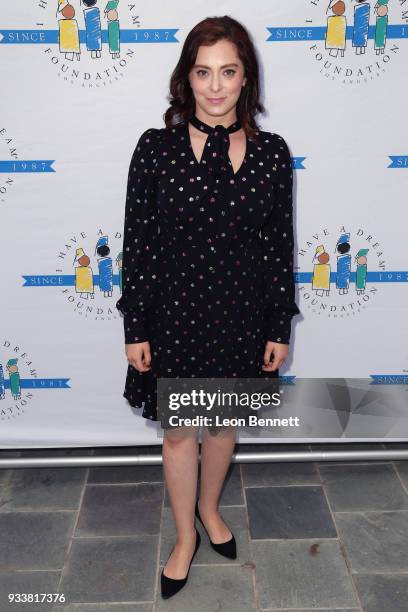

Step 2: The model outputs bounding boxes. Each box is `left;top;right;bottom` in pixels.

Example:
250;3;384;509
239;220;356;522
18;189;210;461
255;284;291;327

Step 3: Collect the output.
0;442;407;611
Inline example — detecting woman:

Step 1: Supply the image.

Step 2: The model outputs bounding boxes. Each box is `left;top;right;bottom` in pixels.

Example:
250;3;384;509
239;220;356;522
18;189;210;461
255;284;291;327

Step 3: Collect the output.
116;15;300;599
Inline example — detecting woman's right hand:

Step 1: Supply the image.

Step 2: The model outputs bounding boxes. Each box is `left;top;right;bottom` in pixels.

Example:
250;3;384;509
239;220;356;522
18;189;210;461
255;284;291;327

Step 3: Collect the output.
125;341;152;372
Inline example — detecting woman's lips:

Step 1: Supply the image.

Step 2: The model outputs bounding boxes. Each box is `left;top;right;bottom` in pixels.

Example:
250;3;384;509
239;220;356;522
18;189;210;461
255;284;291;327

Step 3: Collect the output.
207;97;226;104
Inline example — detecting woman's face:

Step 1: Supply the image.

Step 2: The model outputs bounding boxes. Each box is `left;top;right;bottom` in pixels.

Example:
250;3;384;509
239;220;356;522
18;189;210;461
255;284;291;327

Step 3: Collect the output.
188;39;247;120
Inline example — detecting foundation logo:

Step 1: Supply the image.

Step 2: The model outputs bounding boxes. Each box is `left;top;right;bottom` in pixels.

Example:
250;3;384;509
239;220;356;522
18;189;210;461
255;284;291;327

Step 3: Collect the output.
0;1;178;88
0;126;55;206
267;1;407;85
296;224;406;317
0;340;70;422
22;229;124;321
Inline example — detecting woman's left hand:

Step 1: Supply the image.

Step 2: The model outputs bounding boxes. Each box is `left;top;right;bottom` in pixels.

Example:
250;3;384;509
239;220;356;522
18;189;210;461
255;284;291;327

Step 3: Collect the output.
262;341;289;372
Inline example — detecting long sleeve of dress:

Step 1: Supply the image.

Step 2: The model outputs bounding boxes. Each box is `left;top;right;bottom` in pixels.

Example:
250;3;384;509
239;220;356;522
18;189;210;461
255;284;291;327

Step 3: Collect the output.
116;128;161;344
261;133;300;344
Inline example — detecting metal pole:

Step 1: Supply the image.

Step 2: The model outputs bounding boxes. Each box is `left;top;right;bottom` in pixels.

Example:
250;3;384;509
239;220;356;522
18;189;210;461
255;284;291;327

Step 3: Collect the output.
1;448;408;469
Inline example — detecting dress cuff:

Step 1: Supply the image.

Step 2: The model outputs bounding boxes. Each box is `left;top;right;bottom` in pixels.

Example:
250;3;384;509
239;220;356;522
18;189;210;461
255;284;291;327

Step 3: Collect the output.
123;313;149;344
265;313;292;344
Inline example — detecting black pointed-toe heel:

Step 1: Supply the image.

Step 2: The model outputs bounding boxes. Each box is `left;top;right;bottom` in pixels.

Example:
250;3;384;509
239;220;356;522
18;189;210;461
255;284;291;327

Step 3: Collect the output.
195;499;237;560
161;527;201;599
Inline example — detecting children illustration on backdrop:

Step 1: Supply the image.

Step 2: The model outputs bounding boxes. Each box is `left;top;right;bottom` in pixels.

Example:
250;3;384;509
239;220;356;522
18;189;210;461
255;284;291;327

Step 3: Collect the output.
325;1;389;58
72;236;122;298
56;0;121;61
311;234;370;297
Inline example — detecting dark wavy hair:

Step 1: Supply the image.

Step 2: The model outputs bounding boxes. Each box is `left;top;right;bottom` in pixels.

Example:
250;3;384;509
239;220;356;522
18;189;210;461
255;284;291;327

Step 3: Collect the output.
163;15;265;142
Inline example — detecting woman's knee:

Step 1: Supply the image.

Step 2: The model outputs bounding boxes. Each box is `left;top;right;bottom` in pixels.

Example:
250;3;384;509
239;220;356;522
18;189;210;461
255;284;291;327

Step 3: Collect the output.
163;424;199;444
202;424;237;438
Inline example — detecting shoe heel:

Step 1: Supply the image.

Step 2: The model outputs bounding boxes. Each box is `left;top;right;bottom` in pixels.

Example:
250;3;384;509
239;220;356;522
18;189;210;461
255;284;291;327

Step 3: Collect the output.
195;499;237;560
161;527;201;599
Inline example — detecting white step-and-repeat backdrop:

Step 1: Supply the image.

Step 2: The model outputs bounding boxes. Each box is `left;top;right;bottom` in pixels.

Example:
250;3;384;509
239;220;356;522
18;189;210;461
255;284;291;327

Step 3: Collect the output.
1;1;407;447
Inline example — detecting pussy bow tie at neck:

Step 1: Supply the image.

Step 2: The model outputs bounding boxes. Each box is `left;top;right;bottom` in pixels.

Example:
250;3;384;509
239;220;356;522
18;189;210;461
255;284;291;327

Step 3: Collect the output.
189;114;242;179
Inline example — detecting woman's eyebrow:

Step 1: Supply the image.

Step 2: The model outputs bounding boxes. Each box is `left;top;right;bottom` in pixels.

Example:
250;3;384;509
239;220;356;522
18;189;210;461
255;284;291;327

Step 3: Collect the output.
193;63;239;69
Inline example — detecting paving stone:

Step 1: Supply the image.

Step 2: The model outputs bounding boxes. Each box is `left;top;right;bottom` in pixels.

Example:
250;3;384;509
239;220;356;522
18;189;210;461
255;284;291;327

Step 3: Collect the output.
246;485;337;539
75;484;163;537
0;467;87;511
58;537;158;603
0;512;75;570
335;510;408;572
319;463;408;511
155;564;256;611
252;539;358;610
353;573;408;612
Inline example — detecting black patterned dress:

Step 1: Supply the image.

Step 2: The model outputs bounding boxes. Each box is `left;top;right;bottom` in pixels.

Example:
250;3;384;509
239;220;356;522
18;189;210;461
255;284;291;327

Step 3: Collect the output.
116;120;300;421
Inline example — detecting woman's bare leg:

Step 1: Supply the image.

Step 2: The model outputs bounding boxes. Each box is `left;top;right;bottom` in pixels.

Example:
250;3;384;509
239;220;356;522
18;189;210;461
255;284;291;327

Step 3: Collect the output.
197;426;237;543
162;425;200;579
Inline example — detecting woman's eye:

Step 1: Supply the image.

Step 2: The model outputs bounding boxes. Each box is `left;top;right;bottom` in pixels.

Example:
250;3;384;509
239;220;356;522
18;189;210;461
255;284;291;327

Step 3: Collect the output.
196;69;236;77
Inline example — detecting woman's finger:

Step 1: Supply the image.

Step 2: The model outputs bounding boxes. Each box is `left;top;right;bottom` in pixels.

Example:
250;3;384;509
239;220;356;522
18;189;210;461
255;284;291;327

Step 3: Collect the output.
143;345;152;368
137;351;151;372
263;347;273;365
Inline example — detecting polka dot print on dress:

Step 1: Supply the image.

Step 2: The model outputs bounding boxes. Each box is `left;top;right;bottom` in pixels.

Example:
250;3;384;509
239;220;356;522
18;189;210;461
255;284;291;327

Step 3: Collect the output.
116;123;300;421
